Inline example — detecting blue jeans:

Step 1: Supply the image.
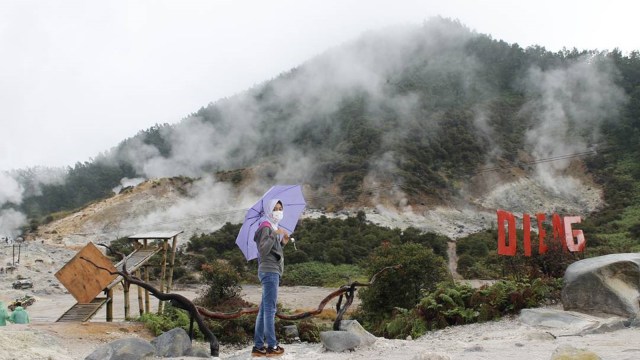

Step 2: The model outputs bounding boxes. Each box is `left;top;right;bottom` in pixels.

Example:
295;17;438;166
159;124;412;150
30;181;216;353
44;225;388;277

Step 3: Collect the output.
254;271;280;348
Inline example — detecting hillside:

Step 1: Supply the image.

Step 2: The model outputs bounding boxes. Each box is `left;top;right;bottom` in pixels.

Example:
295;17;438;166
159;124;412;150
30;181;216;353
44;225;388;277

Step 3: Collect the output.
31;162;603;247
3;17;639;249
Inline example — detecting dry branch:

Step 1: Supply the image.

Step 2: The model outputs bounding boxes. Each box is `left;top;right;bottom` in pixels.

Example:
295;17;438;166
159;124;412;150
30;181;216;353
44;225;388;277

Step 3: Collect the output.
196;265;401;330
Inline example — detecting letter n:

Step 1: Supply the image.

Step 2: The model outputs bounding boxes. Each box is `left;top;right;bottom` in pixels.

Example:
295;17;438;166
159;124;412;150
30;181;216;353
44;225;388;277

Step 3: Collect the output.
552;213;567;251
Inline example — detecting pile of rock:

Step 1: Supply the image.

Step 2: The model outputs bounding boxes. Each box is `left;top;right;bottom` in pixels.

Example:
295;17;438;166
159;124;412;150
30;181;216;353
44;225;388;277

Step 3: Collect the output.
85;328;210;360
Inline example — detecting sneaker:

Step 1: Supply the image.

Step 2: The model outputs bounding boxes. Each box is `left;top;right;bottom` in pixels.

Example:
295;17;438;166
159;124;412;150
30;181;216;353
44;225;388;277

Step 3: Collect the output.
251;346;267;357
266;345;285;357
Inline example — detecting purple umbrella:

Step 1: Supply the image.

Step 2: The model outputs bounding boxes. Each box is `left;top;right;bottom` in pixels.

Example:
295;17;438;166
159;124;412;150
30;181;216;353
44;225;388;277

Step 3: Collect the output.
235;185;306;260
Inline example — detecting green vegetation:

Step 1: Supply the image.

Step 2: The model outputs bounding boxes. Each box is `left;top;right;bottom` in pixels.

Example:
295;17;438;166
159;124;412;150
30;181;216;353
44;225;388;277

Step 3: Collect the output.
375;277;562;339
282;262;365;287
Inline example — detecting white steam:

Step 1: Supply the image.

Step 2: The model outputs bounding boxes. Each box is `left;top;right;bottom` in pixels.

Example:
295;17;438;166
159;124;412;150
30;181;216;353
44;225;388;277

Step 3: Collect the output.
115;176;254;240
112;177;146;194
522;56;626;195
0;208;27;238
0;172;26;237
0;172;23;205
111;21;484;192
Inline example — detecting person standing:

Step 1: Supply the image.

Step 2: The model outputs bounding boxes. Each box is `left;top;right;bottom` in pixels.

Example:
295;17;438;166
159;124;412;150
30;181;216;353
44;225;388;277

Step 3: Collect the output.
9;302;29;324
252;199;289;357
0;301;10;326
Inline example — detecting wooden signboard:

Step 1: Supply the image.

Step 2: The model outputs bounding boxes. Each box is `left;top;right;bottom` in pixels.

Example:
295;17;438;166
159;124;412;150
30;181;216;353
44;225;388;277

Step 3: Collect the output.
55;242;118;304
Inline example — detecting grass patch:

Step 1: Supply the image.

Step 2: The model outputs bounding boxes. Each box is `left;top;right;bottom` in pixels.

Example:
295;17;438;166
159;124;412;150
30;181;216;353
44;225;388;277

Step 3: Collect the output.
282;262;366;287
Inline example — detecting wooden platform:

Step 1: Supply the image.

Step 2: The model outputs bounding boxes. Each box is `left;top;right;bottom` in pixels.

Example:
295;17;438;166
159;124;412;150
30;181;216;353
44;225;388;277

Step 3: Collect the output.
56;247;161;323
106;247;162;290
56;297;109;322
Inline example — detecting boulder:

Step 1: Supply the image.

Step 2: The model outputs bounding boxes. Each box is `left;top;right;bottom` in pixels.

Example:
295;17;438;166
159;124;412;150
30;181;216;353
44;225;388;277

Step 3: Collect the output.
320;331;361;352
84;345;114;360
84;338;155;360
151;328;192;357
520;308;628;336
339;320;377;346
283;324;299;341
562;253;640;318
184;345;211;358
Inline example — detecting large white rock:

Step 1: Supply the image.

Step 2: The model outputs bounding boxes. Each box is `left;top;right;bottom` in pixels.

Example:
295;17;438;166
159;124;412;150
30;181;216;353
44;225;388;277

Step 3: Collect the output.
562;253;640;318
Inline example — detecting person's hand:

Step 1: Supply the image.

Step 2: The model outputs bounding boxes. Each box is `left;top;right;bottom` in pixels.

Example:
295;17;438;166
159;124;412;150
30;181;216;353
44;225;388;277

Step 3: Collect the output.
276;228;290;244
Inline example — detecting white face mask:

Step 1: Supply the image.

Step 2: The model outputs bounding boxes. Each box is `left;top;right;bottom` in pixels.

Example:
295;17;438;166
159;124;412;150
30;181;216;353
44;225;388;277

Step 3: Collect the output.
271;210;284;223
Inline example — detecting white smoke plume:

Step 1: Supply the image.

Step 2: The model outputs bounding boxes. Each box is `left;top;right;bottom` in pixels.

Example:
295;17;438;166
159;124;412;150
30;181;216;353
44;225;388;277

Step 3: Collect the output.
112;177;146;194
0;208;27;238
0;172;26;237
0;172;23;205
521;56;626;195
0;168;67;237
115;175;258;240
9;166;66;197
113;21;483;188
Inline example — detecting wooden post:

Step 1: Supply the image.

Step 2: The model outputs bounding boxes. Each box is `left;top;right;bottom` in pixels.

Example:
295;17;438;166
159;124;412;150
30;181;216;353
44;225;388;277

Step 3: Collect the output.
136;269;144;315
143;239;150;313
144;265;151;313
157;240;168;314
124;281;130;320
166;235;179;294
106;288;114;322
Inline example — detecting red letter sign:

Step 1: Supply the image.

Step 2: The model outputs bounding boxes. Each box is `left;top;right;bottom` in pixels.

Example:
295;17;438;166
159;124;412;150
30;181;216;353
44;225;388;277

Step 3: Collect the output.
497;210;517;256
564;216;586;252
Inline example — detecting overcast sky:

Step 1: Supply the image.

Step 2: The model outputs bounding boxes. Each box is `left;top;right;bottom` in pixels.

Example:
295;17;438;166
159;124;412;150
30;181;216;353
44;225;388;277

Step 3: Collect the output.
0;0;637;172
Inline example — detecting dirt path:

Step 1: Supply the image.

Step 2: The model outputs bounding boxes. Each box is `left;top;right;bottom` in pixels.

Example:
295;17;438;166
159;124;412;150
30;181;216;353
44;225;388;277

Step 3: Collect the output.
447;240;462;280
20;284;356;323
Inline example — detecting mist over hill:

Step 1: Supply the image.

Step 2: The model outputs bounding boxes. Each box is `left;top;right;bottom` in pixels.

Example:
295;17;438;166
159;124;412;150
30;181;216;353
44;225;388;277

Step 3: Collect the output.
2;18;639;243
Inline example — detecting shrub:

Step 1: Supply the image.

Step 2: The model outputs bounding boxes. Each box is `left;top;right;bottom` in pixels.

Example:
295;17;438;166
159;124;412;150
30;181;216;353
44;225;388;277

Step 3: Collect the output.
384;308;428;339
205;315;256;344
357;243;450;324
371;277;563;339
139;304;203;339
197;260;241;308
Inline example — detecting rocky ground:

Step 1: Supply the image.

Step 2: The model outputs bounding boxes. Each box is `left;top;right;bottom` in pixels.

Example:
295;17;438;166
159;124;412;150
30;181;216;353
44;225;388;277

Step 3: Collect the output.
2;240;639;360
2;303;640;360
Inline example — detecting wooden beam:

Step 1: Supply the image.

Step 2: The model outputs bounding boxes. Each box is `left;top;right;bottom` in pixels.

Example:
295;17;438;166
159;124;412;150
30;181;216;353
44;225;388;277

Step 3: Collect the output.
157;240;168;314
106;288;114;322
144;265;150;313
137;269;144;315
124;281;130;320
166;234;179;294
